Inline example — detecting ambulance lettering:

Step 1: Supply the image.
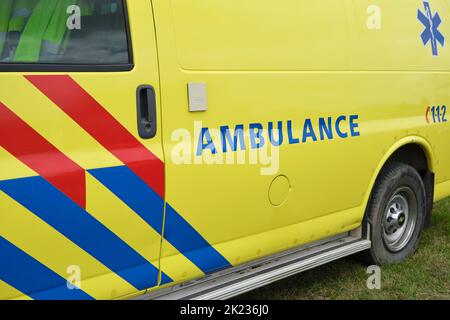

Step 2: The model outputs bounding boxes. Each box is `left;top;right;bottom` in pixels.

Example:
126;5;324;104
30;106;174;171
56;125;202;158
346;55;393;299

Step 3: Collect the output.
197;115;361;156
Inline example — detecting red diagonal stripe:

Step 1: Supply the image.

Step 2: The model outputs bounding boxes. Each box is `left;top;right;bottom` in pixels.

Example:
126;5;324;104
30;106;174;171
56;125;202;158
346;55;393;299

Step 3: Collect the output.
0;102;86;208
26;75;165;199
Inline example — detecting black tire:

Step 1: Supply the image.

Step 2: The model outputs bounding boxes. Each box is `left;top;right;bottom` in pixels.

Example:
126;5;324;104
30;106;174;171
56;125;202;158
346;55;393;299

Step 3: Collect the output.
362;162;426;265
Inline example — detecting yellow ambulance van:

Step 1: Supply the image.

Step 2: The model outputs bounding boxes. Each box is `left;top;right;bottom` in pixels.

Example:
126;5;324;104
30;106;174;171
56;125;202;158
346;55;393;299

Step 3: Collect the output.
0;0;449;300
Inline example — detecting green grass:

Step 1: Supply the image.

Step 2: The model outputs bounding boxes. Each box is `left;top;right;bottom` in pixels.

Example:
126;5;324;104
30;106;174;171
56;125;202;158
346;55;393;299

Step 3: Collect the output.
238;198;450;300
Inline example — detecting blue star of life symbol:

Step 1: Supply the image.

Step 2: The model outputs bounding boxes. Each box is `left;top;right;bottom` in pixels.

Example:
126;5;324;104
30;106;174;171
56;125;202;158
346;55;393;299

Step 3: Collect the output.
417;1;445;56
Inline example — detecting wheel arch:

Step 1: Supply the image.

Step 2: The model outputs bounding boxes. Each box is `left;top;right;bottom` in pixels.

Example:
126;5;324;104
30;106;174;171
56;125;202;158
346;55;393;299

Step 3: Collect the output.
362;136;435;234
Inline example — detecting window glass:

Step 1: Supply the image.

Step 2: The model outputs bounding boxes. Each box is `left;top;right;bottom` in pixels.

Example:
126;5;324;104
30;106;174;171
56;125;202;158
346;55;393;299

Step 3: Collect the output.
0;0;130;64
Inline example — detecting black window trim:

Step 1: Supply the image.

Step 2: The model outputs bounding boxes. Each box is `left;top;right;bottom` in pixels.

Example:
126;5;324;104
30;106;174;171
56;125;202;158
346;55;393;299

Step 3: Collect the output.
0;0;134;73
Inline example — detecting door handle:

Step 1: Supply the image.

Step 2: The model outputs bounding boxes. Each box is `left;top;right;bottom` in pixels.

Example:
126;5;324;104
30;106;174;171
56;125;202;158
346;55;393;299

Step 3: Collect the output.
136;85;157;139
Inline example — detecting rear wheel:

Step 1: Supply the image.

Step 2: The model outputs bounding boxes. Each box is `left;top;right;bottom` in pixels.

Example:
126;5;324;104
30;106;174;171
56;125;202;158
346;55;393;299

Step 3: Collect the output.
363;162;426;265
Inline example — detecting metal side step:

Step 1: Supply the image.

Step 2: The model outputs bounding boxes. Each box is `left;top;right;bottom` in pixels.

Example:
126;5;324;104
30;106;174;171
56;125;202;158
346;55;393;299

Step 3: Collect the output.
138;235;371;300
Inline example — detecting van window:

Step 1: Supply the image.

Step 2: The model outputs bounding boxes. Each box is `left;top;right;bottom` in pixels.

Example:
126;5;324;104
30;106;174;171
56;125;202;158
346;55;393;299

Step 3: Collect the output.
0;0;130;65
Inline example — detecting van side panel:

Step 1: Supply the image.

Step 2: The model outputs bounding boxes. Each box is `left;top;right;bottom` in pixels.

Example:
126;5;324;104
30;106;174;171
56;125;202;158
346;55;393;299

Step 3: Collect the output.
155;0;363;285
349;0;450;195
154;0;450;287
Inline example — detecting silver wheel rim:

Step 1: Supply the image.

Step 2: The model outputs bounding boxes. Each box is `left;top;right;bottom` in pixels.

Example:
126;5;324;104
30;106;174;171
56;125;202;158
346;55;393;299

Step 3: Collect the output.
382;187;418;252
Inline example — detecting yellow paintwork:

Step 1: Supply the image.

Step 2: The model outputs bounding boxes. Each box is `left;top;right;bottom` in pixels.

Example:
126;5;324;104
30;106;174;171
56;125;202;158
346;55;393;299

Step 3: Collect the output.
1;0;450;299
0;0;167;300
0;191;137;300
169;0;351;71
85;173;161;267
154;0;450;286
0;147;37;181
0;77;122;170
0;281;30;300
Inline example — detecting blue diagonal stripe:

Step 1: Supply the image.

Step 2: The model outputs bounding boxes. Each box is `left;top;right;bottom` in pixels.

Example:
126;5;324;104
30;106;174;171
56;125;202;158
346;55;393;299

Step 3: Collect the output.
0;236;93;300
89;166;231;274
0;176;171;291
